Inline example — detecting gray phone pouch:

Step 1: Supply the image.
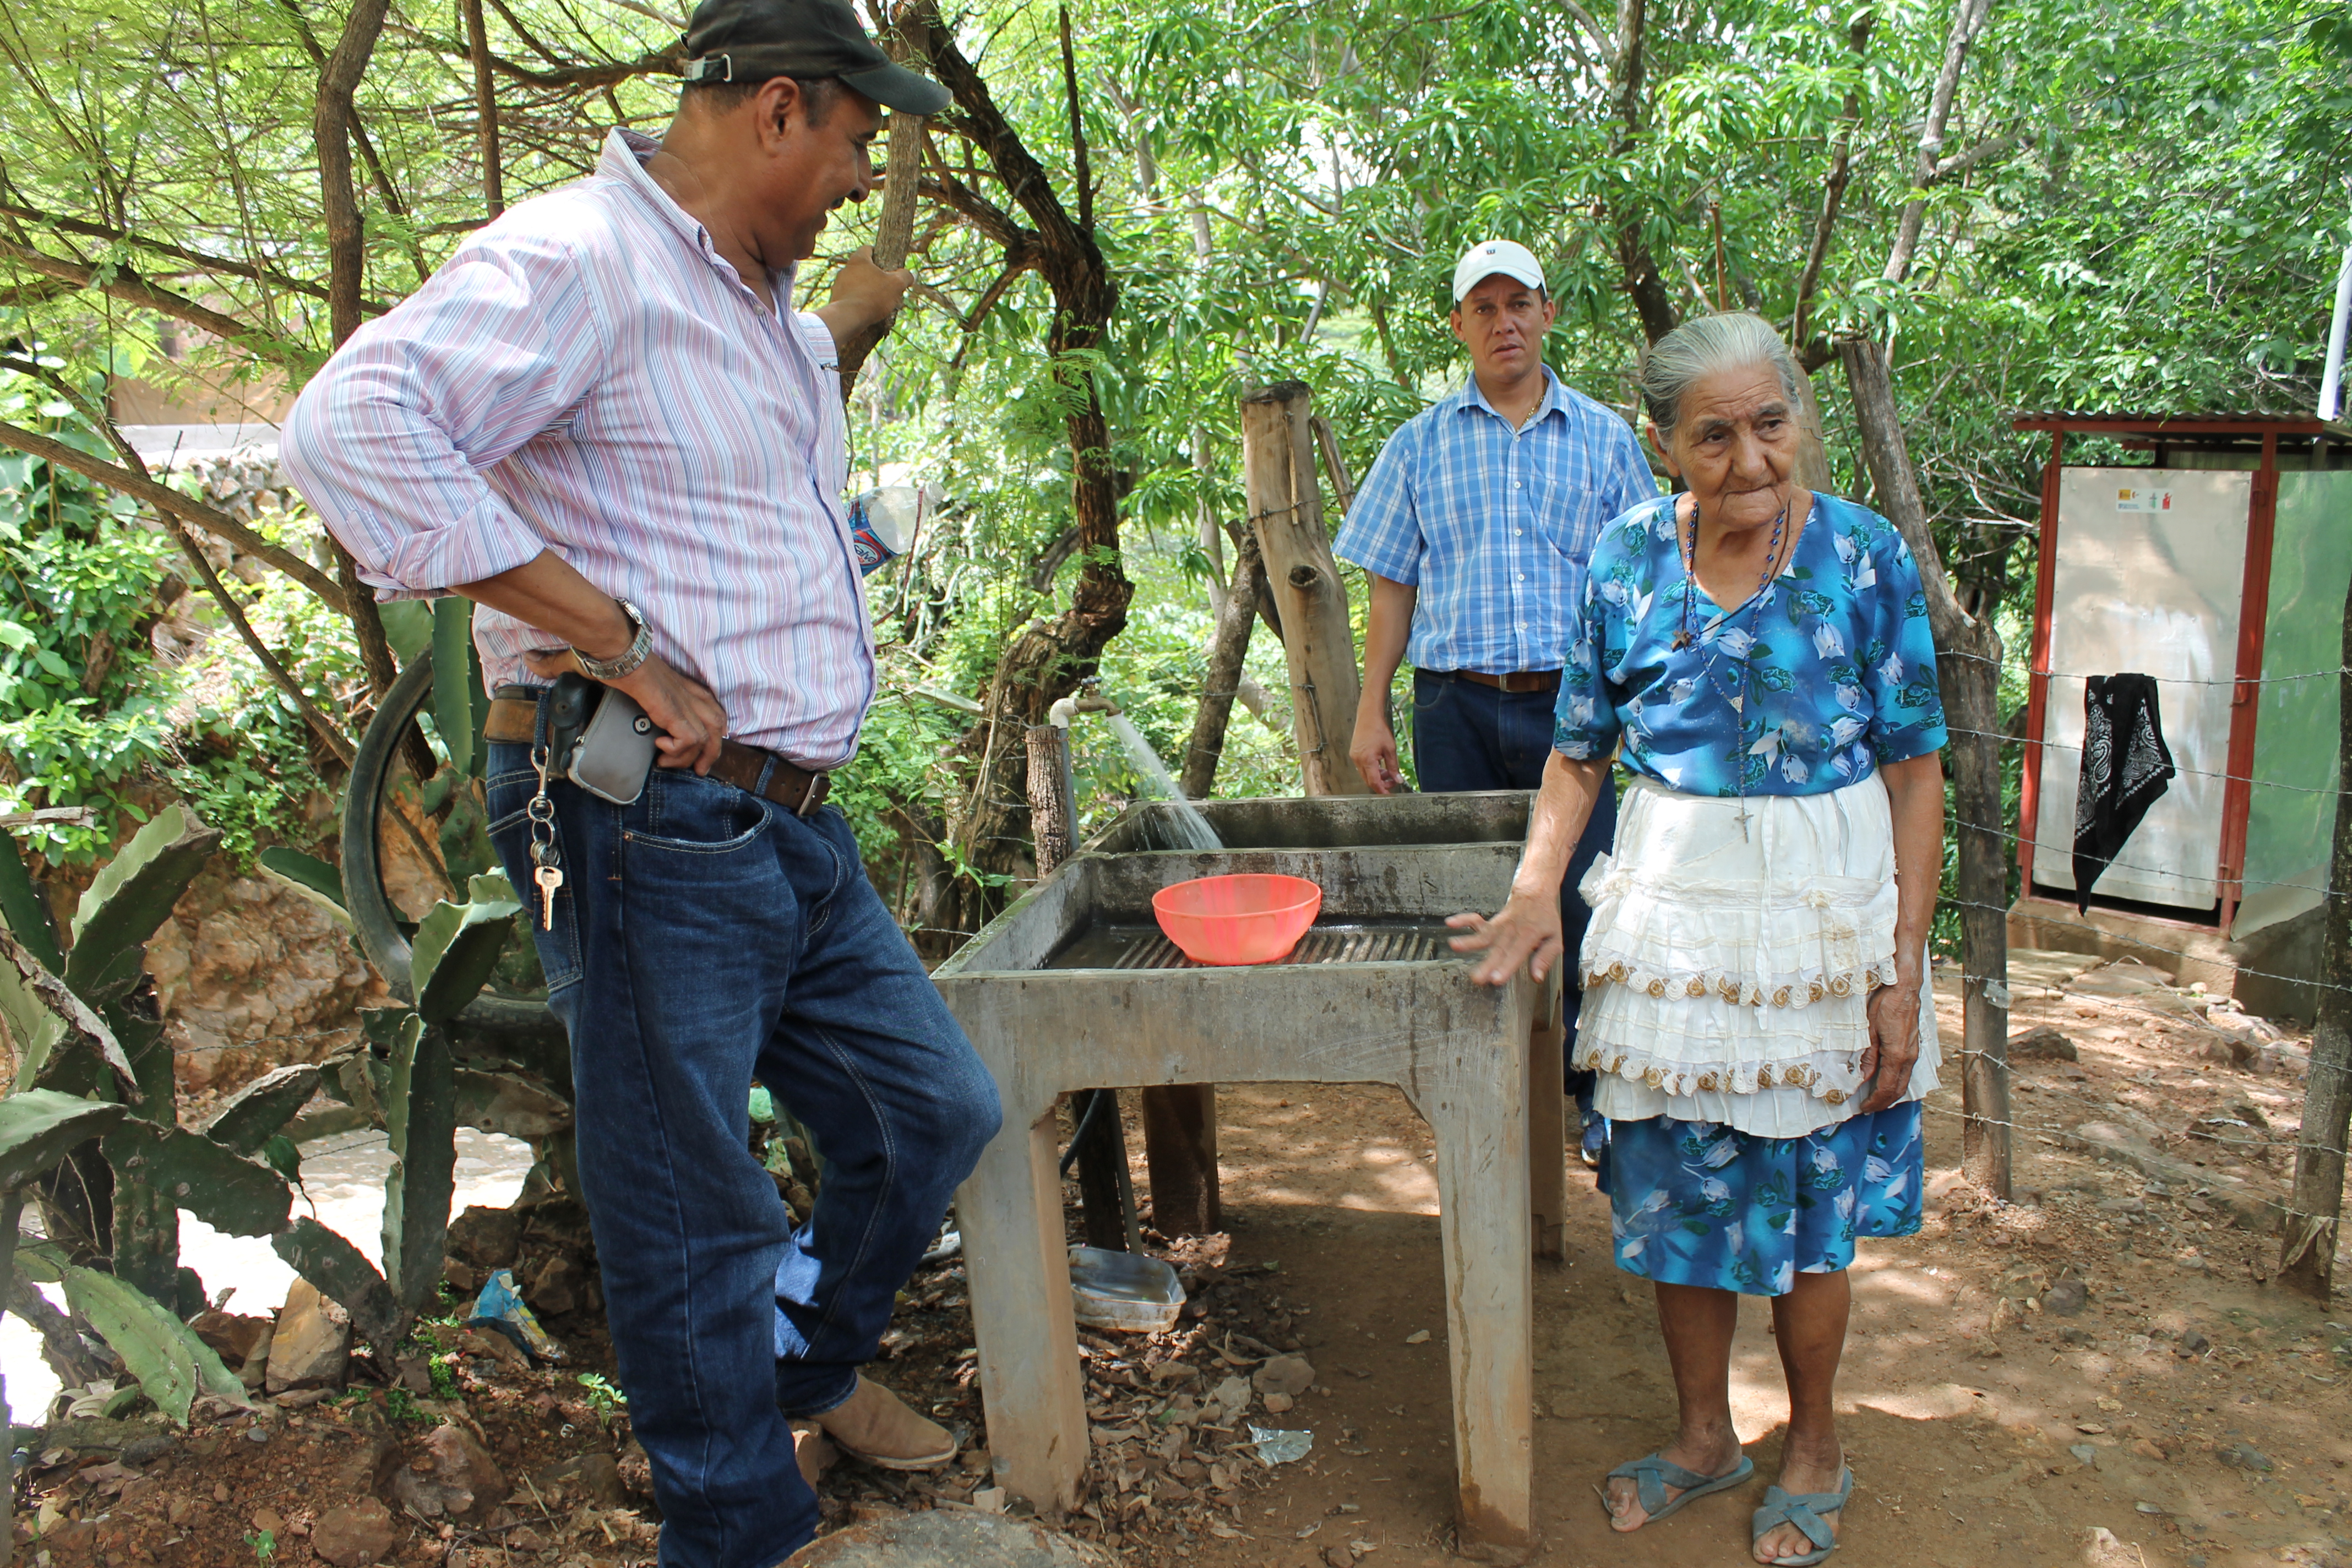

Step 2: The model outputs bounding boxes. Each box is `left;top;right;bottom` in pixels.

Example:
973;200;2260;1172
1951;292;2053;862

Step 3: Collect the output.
566;685;660;804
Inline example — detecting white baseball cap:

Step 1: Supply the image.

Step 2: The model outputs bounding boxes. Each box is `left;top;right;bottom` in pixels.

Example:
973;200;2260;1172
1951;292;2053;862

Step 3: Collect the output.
1452;239;1545;303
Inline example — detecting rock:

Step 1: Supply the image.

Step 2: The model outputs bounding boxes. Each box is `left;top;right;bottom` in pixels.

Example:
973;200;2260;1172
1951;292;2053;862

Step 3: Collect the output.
2215;1441;2273;1472
1262;1392;1295;1414
121;1433;179;1466
328;1433;404;1503
2225;1098;2271;1129
443;1257;486;1296
252;1505;286;1533
2045;1279;2089;1317
970;1486;1007;1515
1254;1354;1316;1401
393;1354;435;1397
190;1310;272;1365
2010;1026;2078;1062
447;1205;524;1271
265;1280;350;1393
519;1250;588;1316
1403;1329;1431;1345
1209;1374;1253;1420
2068;1443;2100;1467
529;1450;625;1509
1324;1547;1358;1568
2177;1329;2212;1357
2082;1526;2141;1567
391;1423;508;1522
312;1498;399;1567
790;1513;1116;1566
615;1439;656;1504
241;1321;275;1391
2067;959;2176;1001
2131;1439;2168;1461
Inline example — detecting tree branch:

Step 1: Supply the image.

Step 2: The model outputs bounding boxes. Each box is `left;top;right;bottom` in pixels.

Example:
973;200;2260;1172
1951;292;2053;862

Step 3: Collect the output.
916;173;1032;252
1058;5;1091;236
16;363;361;767
0;421;344;608
0;198;360;311
1605;0;1678;344
0;238;307;364
1883;0;1994;286
1792;9;1874;351
1929;130;2026;184
274;0;432;285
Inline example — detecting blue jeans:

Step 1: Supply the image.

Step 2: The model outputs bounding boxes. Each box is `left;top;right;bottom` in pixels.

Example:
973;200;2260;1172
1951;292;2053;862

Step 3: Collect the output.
1409;670;1619;1092
485;741;1001;1568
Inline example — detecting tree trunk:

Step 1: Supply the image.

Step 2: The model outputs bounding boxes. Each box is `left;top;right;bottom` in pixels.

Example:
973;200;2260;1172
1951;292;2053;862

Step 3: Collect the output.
1026;724;1076;879
1841;336;2008;1195
2278;564;2352;1297
1179;531;1266;801
910;0;1129;934
462;0;504;219
311;0;403;703
1240;383;1366;797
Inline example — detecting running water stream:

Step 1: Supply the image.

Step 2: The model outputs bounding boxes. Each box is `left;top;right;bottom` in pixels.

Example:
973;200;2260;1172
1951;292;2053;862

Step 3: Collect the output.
1103;712;1223;851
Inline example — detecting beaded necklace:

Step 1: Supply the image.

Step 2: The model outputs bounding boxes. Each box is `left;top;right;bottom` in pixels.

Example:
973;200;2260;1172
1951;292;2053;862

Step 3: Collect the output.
1671;492;1793;837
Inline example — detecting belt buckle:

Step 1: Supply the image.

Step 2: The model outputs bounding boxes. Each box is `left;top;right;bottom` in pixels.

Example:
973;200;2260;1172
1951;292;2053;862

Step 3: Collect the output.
797;771;829;818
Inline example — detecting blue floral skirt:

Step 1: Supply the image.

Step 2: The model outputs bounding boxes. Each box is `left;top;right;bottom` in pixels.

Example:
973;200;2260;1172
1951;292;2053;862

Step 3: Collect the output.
1603;1103;1924;1295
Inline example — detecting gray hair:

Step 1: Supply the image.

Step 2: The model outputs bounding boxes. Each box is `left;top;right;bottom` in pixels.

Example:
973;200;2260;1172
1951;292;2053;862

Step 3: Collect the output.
1637;312;1804;439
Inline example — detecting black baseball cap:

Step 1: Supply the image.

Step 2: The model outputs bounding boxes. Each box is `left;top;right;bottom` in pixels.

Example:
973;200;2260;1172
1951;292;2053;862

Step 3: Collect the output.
680;0;951;116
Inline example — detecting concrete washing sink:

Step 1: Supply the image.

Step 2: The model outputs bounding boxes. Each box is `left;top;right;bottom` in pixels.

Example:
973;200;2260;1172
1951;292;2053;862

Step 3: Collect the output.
934;792;1556;1561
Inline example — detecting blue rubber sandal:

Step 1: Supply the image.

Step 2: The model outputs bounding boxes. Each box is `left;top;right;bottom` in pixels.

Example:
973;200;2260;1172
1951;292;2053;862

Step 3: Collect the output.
1602;1451;1755;1526
1750;1466;1853;1565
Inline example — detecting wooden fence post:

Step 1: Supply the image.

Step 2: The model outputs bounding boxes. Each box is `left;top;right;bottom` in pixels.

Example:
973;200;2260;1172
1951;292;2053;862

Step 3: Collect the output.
1242;383;1369;798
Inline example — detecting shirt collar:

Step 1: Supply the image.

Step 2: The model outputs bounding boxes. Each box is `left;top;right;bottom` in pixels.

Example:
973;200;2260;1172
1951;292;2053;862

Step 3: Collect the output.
599;127;797;307
1450;363;1570;428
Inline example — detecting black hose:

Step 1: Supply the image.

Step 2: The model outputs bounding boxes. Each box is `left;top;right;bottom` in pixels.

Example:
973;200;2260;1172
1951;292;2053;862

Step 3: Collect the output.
1058;1088;1110;1177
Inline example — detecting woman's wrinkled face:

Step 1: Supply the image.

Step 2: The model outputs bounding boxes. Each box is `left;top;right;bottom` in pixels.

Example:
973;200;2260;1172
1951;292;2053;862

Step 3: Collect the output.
1651;364;1798;534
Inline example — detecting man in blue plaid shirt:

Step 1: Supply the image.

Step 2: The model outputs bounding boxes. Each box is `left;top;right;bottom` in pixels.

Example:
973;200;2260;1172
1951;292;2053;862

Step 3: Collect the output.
1336;238;1656;1163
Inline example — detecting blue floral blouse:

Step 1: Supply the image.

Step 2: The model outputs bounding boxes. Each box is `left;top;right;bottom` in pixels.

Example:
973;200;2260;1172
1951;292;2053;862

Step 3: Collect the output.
1553;492;1947;796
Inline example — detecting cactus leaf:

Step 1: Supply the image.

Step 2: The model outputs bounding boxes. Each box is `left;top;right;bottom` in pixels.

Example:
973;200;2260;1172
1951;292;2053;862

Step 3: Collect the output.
65;805;222;1006
0;934;64;1090
382;1016;458;1315
124;1127;291;1238
0;927;139;1101
432;597;478;779
201;1064;324;1157
274;1217;404;1349
59;1265;252;1424
0;829;63;973
0;1090;129;1191
256;848;349;924
409;892;520;1025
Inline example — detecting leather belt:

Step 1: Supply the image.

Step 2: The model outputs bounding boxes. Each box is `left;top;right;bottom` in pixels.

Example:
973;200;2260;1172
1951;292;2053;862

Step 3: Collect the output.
1435;668;1561;695
484;689;832;817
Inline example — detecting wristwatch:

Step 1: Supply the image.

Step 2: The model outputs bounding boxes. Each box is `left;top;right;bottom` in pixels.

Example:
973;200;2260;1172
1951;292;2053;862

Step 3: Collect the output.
573;598;652;681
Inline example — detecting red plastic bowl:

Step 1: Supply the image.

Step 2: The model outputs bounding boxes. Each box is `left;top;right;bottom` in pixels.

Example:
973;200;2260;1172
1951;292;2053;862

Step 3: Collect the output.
1151;874;1324;966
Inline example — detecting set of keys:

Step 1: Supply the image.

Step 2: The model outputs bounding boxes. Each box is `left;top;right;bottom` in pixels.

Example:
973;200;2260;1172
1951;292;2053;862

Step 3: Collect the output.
527;744;564;930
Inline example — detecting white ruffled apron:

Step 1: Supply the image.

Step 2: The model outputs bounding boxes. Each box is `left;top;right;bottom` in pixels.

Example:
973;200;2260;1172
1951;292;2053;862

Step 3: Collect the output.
1575;772;1939;1137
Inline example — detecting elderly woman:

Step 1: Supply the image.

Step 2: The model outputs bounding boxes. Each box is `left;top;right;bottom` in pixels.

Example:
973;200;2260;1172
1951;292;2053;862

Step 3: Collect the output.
1451;311;1946;1566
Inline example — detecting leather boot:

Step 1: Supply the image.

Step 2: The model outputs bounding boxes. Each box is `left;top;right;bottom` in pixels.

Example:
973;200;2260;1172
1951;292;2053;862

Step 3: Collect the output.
812;1376;958;1470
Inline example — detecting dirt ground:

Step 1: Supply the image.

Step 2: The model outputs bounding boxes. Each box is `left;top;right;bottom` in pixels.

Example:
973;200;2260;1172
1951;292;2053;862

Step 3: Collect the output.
15;954;2350;1568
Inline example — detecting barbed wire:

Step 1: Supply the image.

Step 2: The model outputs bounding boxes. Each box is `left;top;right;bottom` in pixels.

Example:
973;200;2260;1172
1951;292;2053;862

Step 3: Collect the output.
1939;811;2340;902
1937;889;2348;1002
1940;648;2352;687
1943;723;2352;800
1910;1098;2346;1226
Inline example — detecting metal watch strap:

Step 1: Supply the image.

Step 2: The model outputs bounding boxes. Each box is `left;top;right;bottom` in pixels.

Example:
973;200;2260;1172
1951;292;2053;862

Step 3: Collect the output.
573;598;652;681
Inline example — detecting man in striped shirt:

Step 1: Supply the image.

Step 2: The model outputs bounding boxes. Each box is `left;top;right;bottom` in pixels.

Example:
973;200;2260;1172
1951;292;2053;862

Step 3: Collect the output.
1336;239;1657;1167
284;2;1000;1561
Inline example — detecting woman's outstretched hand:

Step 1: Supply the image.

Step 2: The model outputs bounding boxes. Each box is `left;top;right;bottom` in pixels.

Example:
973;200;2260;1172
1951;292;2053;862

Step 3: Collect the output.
1447;891;1564;987
1858;978;1923;1112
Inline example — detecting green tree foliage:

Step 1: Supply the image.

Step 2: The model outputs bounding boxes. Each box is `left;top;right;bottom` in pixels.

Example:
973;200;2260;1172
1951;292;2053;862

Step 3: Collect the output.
0;0;2338;921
